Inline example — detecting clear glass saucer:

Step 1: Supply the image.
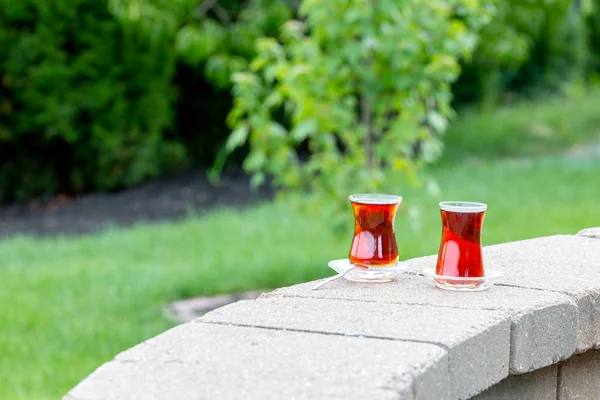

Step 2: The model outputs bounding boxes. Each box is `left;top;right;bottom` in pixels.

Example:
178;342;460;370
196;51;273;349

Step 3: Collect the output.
422;268;504;292
328;259;408;283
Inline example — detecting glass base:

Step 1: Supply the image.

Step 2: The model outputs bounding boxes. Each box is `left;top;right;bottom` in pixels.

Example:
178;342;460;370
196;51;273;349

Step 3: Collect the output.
421;268;504;292
328;259;407;283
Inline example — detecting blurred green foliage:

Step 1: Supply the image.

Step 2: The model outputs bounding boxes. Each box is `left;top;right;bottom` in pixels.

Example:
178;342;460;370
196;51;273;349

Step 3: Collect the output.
170;0;295;166
0;0;599;202
107;0;296;171
198;0;600;203
586;0;600;74
174;0;293;89
221;0;494;206
455;0;594;106
0;0;188;201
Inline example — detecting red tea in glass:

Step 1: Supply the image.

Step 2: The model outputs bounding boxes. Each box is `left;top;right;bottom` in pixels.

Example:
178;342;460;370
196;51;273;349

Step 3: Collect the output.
349;194;402;267
436;201;487;278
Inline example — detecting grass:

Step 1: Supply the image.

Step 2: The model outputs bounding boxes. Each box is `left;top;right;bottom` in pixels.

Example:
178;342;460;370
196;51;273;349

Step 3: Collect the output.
442;90;600;161
2;92;600;399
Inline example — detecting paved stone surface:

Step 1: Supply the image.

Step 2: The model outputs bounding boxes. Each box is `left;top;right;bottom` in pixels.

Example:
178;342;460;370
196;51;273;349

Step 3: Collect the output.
577;227;600;240
473;365;557;400
65;323;449;400
267;274;577;373
482;235;600;274
479;235;600;352
557;349;600;400
201;296;510;399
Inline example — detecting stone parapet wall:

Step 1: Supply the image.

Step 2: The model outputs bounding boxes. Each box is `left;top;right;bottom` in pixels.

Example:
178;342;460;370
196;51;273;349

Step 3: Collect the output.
65;229;600;399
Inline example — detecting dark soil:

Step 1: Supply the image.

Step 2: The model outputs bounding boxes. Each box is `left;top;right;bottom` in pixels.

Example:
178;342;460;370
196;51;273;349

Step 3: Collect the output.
0;168;271;238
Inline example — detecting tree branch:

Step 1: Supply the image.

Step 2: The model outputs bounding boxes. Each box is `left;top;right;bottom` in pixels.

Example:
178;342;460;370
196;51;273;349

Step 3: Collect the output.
194;0;232;26
195;0;217;18
213;4;232;26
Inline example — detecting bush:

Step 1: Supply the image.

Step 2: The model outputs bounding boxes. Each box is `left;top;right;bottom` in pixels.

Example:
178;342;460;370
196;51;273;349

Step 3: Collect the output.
0;0;187;202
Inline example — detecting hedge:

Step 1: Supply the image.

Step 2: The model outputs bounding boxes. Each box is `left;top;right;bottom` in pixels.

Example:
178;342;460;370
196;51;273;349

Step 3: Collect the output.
0;0;186;201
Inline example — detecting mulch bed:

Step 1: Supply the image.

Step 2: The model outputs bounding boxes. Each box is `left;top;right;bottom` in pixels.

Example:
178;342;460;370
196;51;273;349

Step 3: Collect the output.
0;168;271;238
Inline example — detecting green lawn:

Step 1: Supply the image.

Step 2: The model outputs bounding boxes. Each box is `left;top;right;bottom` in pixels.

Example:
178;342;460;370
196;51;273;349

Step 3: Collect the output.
443;90;600;161
2;94;600;399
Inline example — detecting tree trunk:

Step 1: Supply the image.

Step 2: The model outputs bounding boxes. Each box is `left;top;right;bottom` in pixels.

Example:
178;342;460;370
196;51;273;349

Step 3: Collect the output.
360;95;373;170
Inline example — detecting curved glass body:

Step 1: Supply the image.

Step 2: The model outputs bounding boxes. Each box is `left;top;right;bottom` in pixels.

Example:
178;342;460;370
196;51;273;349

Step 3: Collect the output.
348;194;402;267
436;201;487;278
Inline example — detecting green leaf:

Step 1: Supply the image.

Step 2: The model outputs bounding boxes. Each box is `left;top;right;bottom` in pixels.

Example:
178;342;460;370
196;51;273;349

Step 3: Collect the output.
205;54;249;89
232;72;261;87
244;150;267;171
427;111;449;133
420;138;444;163
175;22;224;64
250;172;266;188
268;122;287;138
291;119;317;141
225;124;249;152
264;91;283;108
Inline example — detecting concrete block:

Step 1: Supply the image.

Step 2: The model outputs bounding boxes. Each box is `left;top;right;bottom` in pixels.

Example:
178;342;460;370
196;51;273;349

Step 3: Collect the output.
473;365;557;400
557;349;600;400
267;272;577;374
509;301;577;374
480;235;600;352
66;323;449;400
201;296;511;399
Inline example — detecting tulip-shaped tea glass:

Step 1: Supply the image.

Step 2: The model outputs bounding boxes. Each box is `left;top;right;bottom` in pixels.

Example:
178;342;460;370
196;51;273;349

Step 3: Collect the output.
434;201;487;291
341;194;403;282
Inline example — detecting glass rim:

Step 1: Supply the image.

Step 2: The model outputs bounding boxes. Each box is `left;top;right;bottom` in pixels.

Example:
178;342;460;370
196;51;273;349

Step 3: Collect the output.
439;201;487;213
349;193;403;205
